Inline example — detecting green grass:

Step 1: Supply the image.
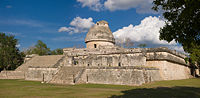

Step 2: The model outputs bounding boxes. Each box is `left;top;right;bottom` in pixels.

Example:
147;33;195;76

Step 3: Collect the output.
0;79;200;98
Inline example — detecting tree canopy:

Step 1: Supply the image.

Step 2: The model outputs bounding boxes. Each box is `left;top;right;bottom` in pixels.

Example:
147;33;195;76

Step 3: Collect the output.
25;40;51;56
25;40;63;55
152;0;200;64
0;33;24;71
51;48;63;55
138;44;147;48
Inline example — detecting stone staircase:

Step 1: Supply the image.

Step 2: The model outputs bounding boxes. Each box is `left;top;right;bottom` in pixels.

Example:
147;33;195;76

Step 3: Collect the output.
74;68;85;83
49;66;84;84
16;55;64;72
0;55;65;80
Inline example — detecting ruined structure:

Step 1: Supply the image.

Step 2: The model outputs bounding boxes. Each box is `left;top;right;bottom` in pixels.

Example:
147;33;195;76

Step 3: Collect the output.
0;20;192;85
85;20;115;49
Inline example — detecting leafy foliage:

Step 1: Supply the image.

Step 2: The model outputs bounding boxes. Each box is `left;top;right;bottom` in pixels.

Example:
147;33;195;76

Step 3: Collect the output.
25;40;51;56
51;48;63;55
24;40;63;55
152;0;200;65
138;44;147;48
0;32;25;71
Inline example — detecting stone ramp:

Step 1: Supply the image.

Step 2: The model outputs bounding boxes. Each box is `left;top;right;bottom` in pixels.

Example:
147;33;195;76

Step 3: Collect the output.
49;67;84;84
16;55;64;72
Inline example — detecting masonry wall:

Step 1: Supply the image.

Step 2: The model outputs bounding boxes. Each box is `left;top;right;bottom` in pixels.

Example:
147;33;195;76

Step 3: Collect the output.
86;41;114;49
82;67;162;85
145;51;192;80
0;71;25;79
72;53;146;67
25;68;58;82
146;61;191;80
49;66;84;84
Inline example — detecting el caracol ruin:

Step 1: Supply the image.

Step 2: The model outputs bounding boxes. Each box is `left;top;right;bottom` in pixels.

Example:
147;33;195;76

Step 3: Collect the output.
0;20;193;85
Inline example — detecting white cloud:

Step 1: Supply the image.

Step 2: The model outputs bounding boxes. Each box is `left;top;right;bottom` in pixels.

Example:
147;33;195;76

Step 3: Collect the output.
168;45;184;53
77;0;103;11
16;44;21;48
76;0;156;14
113;16;184;52
104;0;154;13
113;16;172;45
58;17;95;34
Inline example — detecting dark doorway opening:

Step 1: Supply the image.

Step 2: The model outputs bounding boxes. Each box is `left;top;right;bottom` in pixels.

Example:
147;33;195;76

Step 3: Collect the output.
118;62;121;67
94;44;97;48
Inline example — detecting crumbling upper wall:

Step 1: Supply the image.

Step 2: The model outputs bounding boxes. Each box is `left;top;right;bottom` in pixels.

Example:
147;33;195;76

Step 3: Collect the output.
63;47;146;67
63;46;143;56
70;53;146;67
145;47;188;66
63;47;188;67
144;47;187;59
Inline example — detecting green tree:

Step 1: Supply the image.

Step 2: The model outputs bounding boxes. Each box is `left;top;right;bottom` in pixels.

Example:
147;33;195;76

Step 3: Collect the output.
0;32;24;71
25;40;51;56
152;0;200;65
138;44;147;48
51;48;63;55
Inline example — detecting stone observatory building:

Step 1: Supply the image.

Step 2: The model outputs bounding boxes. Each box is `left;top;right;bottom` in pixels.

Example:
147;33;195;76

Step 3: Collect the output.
0;20;193;86
85;20;115;49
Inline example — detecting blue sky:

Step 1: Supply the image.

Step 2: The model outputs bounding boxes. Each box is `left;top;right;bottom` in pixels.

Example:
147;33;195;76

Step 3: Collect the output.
0;0;184;52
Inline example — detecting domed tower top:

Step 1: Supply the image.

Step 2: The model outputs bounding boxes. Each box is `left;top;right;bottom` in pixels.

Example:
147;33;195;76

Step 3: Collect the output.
85;20;115;49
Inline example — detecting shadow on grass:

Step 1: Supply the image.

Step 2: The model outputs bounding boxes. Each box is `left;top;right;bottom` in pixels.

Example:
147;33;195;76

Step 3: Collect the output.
109;86;200;98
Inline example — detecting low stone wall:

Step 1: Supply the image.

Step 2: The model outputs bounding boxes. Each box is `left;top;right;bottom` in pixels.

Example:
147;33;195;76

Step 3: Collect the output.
25;68;58;82
146;60;191;80
146;52;187;66
80;67;162;85
0;71;25;79
145;51;192;80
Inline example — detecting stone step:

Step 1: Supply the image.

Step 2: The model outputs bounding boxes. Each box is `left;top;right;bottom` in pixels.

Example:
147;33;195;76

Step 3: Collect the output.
49;66;83;84
16;55;64;72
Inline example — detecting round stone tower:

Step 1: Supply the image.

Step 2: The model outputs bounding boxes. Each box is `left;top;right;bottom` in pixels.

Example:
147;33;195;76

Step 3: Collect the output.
85;20;115;49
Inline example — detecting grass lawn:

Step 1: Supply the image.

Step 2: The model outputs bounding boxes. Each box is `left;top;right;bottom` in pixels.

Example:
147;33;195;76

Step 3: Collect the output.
0;79;200;98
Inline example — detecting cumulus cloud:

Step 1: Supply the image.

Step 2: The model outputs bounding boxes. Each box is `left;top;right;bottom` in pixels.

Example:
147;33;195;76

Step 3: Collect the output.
104;0;154;13
76;0;156;14
77;0;103;11
168;45;184;53
113;16;184;52
58;17;95;34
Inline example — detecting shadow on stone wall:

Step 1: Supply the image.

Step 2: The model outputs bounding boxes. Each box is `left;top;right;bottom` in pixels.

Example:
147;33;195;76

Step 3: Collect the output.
109;86;200;98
